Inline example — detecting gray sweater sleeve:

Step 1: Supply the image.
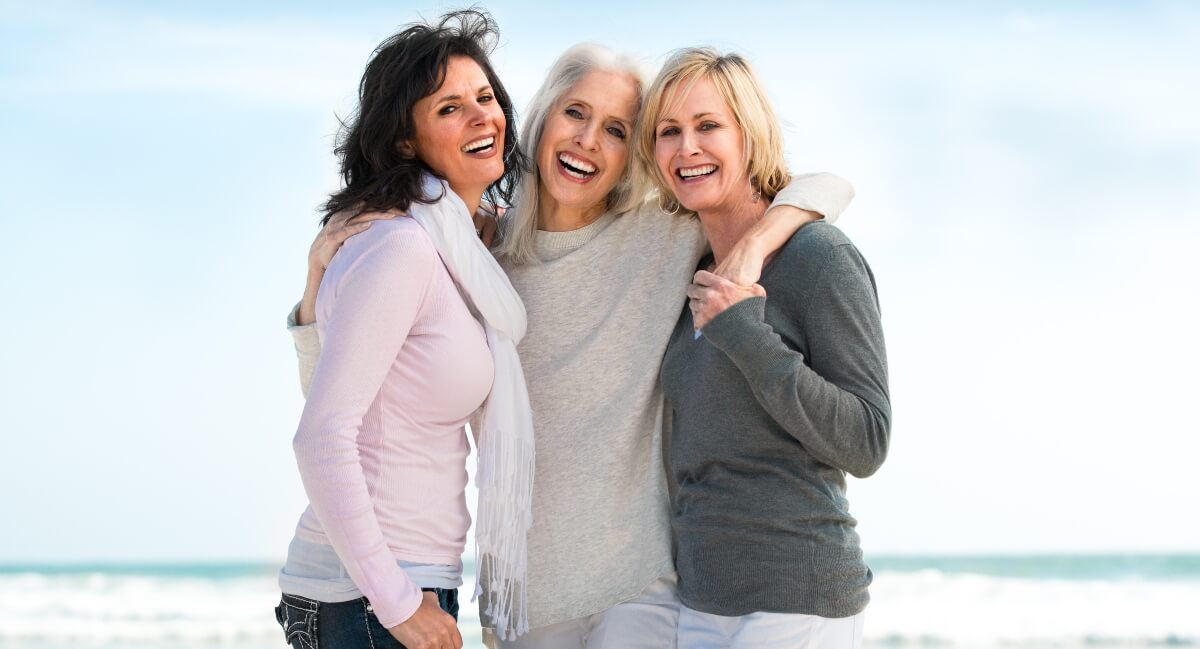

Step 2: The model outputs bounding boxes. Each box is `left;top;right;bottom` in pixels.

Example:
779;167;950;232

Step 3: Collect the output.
701;243;891;478
286;303;320;399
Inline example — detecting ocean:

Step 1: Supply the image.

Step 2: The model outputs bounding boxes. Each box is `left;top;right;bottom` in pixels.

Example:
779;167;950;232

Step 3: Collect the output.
1;555;1197;648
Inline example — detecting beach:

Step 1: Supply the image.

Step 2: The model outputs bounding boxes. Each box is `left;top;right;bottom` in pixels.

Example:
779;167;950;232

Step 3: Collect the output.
2;555;1197;648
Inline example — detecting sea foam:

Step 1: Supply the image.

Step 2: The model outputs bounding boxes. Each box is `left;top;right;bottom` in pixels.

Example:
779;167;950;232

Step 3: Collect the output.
0;563;1196;647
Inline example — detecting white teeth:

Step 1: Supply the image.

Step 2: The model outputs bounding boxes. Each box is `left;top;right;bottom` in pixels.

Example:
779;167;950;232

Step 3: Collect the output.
679;164;717;178
558;153;596;174
462;136;495;153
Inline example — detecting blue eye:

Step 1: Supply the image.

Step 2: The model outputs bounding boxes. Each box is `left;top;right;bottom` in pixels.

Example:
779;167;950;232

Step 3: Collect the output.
607;126;626;139
565;107;584;119
658;126;679;137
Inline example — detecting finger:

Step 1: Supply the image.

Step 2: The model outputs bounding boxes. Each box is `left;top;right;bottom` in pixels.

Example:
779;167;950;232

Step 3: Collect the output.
751;283;767;297
333;222;371;244
694;269;736;288
346;211;398;227
327;209;356;227
692;270;719;287
686;284;708;300
698;269;748;289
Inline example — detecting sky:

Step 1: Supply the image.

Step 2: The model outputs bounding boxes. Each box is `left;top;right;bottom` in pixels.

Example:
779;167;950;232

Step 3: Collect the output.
1;1;1197;563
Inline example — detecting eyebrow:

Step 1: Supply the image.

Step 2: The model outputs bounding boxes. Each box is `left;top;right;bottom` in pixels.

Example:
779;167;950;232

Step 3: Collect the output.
564;97;631;127
657;112;718;124
434;85;493;104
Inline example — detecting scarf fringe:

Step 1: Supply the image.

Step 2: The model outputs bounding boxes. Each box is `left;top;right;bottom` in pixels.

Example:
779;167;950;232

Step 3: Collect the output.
470;330;534;640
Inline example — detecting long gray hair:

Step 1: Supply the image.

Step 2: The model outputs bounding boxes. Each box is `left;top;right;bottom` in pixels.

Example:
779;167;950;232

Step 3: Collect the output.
496;43;647;265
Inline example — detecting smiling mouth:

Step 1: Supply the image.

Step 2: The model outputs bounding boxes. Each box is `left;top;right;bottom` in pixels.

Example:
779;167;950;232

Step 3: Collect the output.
677;164;717;181
462;136;496;154
558;152;597;180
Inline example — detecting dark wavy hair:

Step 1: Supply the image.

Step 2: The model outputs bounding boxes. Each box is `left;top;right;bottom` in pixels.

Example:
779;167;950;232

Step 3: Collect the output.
321;8;526;224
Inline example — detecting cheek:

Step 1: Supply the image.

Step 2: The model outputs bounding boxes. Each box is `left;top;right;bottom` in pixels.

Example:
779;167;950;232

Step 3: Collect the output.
537;123;561;166
654;142;674;179
607;144;630;176
490;104;507;136
414;120;450;163
721;133;746;170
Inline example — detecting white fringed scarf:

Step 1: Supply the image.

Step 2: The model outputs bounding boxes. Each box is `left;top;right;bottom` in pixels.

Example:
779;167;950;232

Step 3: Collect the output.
406;175;534;640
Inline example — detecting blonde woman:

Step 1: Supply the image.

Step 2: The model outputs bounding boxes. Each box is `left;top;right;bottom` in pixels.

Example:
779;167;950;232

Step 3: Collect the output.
638;48;890;649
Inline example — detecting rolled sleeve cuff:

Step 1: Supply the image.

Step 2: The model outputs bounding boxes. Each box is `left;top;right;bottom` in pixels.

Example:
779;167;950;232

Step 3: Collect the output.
287;302;319;349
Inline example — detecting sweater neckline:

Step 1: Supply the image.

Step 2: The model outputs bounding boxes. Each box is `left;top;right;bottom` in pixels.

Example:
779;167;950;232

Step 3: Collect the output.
532;211;618;254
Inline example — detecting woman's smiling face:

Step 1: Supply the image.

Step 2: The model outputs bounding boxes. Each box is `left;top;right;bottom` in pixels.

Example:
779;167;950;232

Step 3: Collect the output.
536;69;640;213
653;76;749;215
407;55;507;199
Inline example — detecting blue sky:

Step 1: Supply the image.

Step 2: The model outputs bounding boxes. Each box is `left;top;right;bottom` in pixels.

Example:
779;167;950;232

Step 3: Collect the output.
1;1;1197;562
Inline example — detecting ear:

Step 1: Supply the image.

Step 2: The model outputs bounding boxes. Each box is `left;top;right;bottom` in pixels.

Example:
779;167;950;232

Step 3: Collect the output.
396;139;417;159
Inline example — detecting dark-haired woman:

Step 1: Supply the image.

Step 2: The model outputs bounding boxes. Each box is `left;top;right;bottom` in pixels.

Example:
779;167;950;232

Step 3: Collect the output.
274;11;532;649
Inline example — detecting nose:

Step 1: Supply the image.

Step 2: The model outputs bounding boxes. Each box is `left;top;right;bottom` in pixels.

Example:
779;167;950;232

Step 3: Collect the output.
573;121;600;151
466;100;488;126
679;128;701;157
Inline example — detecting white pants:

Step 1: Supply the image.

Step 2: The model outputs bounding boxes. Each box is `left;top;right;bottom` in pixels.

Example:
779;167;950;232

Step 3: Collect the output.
495;574;680;649
677;604;864;649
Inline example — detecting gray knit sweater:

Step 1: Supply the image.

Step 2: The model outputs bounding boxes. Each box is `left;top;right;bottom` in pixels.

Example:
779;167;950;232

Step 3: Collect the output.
288;174;855;629
661;221;890;618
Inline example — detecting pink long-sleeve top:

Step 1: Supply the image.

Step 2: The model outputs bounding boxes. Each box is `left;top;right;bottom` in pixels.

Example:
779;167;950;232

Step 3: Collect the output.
291;217;494;628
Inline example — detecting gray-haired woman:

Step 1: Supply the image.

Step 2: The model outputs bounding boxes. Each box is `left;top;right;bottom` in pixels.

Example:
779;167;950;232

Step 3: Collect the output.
290;43;855;647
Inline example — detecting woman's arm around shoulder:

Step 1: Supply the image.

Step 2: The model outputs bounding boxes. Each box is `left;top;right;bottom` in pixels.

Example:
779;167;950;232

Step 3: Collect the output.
717;172;856;286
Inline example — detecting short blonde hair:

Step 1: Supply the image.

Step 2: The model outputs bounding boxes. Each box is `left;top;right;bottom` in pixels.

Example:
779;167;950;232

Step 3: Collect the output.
636;47;789;213
496;43;647;265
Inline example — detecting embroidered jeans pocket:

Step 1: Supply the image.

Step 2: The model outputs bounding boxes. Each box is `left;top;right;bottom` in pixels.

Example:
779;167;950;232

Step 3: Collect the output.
275;593;320;649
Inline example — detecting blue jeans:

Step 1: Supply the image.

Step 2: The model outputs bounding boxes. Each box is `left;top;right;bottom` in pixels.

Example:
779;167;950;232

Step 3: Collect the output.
274;589;459;649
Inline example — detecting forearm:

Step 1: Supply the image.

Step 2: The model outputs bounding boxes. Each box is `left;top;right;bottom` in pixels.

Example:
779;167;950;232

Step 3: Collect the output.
703;295;890;478
293;414;423;626
733;206;822;263
720;173;856;285
296;268;324;326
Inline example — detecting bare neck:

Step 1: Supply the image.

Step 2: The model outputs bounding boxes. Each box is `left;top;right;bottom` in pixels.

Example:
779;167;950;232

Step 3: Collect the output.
698;197;770;265
449;182;483;221
536;183;606;232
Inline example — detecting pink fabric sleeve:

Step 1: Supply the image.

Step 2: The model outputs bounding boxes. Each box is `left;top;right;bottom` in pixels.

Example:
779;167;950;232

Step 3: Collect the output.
292;225;434;628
